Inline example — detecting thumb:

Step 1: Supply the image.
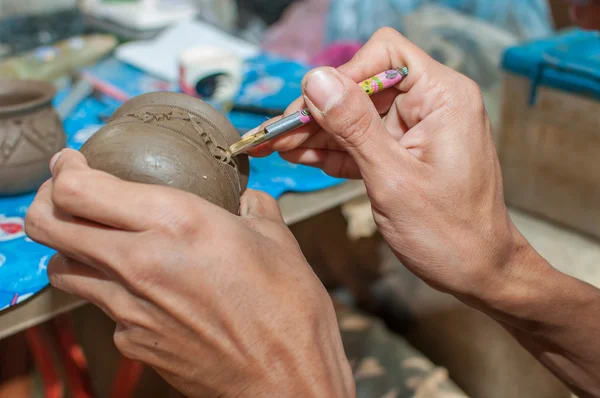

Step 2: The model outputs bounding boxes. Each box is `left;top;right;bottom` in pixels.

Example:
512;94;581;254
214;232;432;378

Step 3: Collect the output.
301;67;409;175
50;148;90;178
239;189;284;223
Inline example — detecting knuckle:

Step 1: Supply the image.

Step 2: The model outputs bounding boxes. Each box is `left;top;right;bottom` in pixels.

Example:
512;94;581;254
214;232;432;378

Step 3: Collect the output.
110;301;148;329
368;178;396;206
46;254;64;280
463;78;485;109
118;248;160;295
53;170;84;205
161;206;199;238
113;330;141;361
254;190;278;208
373;27;401;41
25;202;48;241
148;191;198;235
335;110;375;148
46;266;63;288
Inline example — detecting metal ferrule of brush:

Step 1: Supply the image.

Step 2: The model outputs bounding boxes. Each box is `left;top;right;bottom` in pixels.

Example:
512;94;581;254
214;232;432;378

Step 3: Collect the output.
263;111;306;141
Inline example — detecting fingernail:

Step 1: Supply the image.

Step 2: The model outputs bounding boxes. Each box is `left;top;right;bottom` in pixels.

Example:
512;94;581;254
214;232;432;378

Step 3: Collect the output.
50;151;63;174
303;69;346;113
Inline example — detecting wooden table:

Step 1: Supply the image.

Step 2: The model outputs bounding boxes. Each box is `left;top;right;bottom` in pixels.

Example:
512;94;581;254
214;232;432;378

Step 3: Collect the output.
0;180;367;341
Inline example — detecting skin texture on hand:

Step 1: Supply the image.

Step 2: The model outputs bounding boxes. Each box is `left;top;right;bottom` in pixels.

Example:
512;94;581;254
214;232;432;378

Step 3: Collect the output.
250;28;517;298
25;149;355;398
249;28;600;396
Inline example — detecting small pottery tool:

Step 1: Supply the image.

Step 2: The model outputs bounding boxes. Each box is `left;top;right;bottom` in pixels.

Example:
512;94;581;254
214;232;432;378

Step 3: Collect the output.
55;78;94;121
228;67;409;157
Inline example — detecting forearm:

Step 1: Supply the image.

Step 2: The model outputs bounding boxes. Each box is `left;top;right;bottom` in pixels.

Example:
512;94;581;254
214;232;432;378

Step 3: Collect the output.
463;229;600;397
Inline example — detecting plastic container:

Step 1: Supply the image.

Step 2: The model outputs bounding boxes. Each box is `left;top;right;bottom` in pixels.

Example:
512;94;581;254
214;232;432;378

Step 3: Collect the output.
499;29;600;238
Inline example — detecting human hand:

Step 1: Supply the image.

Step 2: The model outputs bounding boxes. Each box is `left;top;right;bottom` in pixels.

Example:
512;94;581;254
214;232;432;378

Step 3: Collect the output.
25;149;354;398
250;28;527;299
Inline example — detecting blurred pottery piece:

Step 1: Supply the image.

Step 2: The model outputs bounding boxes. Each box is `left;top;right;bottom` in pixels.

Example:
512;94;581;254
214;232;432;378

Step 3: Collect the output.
0;35;117;81
0;80;66;196
80;92;250;214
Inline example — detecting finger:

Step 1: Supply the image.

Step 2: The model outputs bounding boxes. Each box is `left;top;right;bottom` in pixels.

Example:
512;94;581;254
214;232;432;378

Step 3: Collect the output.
50;149;181;231
247;100;323;157
239;189;284;223
248;61;403;158
26;188;132;271
48;253;149;326
301;66;411;178
372;89;402;115
337;27;431;92
271;86;400;152
50;148;89;177
279;148;362;179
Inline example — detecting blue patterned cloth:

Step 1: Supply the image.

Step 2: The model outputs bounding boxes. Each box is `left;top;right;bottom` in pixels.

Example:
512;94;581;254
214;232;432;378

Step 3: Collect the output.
0;54;343;311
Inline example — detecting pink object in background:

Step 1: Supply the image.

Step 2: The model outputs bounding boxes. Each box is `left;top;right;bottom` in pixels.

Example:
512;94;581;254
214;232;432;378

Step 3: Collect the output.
262;0;329;63
310;41;363;67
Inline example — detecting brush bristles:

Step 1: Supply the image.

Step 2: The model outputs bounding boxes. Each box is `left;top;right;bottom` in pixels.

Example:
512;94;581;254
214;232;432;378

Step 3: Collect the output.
228;130;265;156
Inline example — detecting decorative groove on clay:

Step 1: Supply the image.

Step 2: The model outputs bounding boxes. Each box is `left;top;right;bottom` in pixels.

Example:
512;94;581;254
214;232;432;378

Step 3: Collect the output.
119;106;243;197
82;94;248;213
0;110;62;165
21;119;61;155
188;116;241;190
0;124;22;165
109;118;241;203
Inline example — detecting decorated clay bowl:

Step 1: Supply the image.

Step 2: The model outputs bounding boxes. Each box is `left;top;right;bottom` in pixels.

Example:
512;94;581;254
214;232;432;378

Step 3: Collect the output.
80;92;250;214
0;80;66;196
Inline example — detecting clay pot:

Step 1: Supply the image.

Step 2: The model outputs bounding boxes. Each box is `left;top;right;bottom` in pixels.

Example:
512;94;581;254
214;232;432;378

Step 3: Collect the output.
0;80;66;196
80;92;250;214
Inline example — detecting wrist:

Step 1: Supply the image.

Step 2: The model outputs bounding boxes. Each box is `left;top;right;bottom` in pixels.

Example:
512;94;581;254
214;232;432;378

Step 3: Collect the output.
229;319;356;398
460;226;600;333
233;361;355;398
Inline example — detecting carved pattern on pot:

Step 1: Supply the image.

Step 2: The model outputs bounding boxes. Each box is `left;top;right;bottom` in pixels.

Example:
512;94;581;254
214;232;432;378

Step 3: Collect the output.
80;92;249;214
0;121;22;164
0;80;66;195
126;110;191;123
126;109;238;170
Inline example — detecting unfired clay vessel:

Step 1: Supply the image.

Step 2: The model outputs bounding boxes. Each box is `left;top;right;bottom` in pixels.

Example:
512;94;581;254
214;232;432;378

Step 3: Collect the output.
80;92;250;214
0;80;66;196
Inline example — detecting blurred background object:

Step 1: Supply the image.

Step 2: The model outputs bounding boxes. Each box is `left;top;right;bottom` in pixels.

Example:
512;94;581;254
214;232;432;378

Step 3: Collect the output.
0;35;118;81
236;0;296;27
81;0;197;40
401;5;517;134
179;46;244;110
0;0;84;60
0;0;76;16
548;0;575;29
326;0;554;45
499;29;600;239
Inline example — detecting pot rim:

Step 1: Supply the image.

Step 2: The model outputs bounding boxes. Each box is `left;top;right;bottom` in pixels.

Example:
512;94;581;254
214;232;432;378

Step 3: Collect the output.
0;80;56;117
